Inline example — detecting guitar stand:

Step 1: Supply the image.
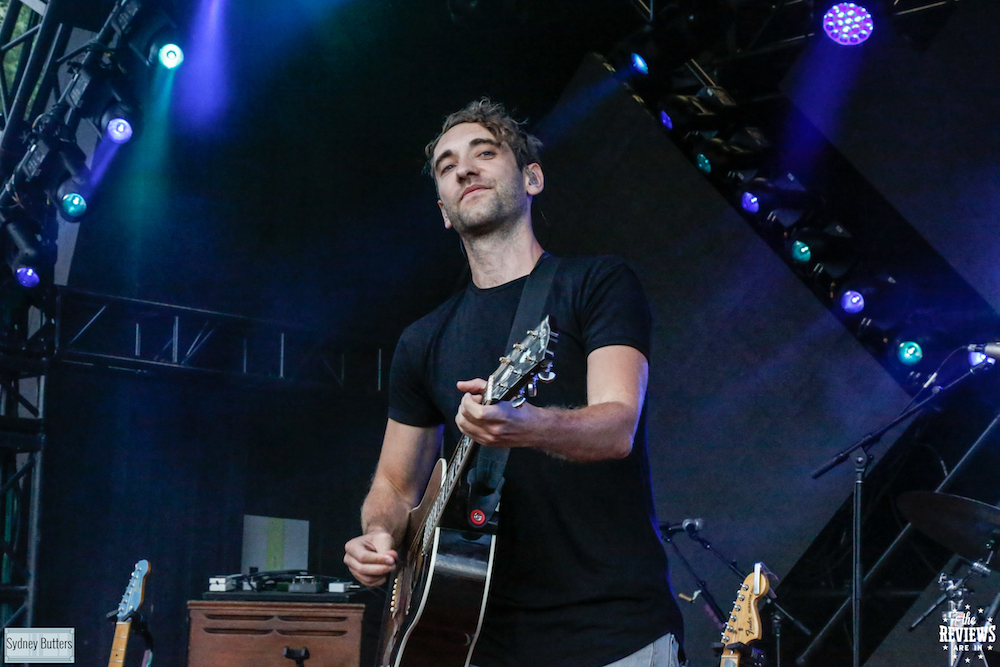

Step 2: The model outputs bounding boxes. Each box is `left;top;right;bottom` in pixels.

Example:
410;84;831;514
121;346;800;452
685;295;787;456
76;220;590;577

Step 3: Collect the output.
283;646;310;666
712;641;768;667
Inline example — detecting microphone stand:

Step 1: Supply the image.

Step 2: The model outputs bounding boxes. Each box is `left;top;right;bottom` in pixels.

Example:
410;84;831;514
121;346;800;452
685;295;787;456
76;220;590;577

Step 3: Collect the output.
805;363;990;667
660;529;729;629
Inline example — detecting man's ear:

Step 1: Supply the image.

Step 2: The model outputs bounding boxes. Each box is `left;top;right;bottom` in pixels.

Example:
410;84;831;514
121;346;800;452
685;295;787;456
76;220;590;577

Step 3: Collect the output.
438;200;453;229
524;163;544;195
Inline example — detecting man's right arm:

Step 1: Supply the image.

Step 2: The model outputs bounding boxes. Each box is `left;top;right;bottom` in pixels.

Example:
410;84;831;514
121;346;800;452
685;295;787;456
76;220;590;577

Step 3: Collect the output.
343;418;443;587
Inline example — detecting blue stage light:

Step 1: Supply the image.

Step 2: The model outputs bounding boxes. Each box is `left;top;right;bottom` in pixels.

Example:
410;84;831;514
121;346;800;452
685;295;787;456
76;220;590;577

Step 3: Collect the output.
630;53;648;75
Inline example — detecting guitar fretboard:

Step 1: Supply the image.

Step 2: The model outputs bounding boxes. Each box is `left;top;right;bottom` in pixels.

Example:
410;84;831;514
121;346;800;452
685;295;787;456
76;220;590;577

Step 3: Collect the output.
419;434;475;554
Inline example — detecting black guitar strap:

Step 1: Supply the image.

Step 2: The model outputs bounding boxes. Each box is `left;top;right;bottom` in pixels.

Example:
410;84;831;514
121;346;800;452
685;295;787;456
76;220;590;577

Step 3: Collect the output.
466;253;560;529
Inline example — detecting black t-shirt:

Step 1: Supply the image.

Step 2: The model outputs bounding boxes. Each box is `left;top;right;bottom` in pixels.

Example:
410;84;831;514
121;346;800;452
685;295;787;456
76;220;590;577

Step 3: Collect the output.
389;255;684;667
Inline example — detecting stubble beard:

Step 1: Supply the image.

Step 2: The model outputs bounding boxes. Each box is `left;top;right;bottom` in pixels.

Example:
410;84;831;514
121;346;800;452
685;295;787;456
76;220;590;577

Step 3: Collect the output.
444;177;528;242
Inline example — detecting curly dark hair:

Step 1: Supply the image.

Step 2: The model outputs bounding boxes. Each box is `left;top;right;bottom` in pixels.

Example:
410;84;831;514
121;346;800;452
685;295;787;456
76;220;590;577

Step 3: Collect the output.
424;98;543;177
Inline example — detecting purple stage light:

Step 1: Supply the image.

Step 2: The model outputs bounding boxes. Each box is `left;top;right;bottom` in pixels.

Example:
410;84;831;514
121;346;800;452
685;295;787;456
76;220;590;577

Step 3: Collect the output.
840;290;865;314
823;3;873;46
741;192;759;214
15;267;39;288
106;118;134;144
659;111;673;130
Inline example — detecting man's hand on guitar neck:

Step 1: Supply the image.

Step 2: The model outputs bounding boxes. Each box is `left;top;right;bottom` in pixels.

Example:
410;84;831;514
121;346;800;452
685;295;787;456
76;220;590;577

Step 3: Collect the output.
454;345;649;463
344;529;398;587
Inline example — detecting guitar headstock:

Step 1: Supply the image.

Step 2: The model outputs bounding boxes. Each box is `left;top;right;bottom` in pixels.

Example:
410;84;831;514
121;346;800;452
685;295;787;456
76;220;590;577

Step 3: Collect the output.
720;563;770;667
483;316;556;405
115;560;150;622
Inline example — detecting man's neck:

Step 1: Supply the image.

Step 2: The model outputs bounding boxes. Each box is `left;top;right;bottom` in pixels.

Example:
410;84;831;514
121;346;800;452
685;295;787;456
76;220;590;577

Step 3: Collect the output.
463;221;544;289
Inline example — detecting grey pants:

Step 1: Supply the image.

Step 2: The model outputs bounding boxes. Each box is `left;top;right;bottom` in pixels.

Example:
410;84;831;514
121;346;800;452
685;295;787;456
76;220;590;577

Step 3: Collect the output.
471;632;682;667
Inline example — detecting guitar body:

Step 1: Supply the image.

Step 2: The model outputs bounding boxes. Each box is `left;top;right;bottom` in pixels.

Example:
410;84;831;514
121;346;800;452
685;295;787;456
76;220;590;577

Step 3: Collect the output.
379;456;498;667
378;527;496;667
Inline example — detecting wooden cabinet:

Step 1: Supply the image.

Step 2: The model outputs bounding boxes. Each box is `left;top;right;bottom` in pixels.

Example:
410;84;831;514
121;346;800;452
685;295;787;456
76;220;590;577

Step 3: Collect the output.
187;600;364;667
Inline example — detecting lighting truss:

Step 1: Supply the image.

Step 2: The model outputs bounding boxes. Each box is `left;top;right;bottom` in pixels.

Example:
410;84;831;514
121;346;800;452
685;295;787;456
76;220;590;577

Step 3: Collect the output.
624;0;961;100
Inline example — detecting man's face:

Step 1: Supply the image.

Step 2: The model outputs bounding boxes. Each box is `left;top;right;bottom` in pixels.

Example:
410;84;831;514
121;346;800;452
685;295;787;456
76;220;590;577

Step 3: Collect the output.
431;122;537;239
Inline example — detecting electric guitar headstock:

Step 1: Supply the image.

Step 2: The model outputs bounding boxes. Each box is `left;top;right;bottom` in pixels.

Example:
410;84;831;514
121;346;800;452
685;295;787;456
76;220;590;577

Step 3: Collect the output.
115;559;150;622
483;316;556;405
719;562;770;667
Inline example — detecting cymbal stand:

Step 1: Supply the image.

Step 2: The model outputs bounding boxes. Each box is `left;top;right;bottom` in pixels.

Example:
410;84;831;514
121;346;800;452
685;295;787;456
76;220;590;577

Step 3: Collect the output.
909;555;994;632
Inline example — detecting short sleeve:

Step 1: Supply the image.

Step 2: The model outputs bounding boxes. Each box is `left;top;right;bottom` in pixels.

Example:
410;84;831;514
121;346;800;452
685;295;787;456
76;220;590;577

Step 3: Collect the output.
580;258;652;360
387;329;445;427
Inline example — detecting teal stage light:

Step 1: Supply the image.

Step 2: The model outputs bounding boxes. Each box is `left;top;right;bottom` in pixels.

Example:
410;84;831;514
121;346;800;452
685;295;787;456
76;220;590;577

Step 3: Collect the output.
791;240;812;263
158;43;184;69
61;193;88;219
896;341;923;366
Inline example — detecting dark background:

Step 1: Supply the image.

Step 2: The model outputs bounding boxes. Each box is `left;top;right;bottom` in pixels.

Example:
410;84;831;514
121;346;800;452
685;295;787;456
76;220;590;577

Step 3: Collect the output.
28;0;1000;665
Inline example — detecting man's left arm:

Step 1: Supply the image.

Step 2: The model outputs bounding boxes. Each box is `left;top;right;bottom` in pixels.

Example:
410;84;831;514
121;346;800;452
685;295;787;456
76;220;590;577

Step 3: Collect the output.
454;344;648;462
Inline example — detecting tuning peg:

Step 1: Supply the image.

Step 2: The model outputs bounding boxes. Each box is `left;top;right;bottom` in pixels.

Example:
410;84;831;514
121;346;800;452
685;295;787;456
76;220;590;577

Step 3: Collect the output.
527;379;537;398
545;349;555;358
511;395;526;408
538;365;555;382
548;331;559;341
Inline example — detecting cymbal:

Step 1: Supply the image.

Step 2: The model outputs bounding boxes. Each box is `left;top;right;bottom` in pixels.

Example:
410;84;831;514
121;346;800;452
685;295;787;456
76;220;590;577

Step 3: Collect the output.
897;491;1000;561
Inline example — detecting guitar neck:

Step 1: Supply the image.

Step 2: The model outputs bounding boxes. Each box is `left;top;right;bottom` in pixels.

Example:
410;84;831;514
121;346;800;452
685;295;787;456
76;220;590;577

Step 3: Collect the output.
107;620;132;667
720;647;741;667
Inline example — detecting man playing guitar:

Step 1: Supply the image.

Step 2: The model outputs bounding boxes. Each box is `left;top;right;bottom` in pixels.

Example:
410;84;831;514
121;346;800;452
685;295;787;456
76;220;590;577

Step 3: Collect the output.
344;99;684;667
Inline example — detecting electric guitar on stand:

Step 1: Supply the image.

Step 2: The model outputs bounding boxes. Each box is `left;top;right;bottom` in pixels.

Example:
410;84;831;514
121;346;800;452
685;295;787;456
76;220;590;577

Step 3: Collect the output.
108;559;150;667
719;563;771;667
377;317;556;667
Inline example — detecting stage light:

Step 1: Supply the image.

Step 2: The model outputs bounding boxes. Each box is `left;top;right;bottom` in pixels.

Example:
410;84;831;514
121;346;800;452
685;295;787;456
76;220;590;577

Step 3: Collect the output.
47;145;92;223
741;192;759;214
158;43;184;69
1;217;48;289
98;99;141;144
14;267;40;289
840;275;905;334
823;3;874;46
692;136;765;178
737;176;815;227
896;340;923;366
969;351;996;367
630;53;648;75
791;240;812;263
657;89;739;137
840;290;865;314
59;192;87;219
106;117;134;143
117;3;184;70
787;223;855;278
